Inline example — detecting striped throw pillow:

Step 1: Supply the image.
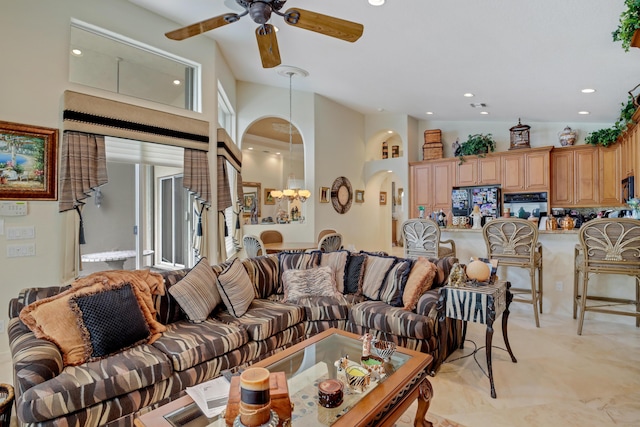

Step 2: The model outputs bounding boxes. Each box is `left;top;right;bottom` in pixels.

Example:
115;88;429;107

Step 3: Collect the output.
379;258;414;307
360;253;397;300
216;258;255;317
168;257;221;323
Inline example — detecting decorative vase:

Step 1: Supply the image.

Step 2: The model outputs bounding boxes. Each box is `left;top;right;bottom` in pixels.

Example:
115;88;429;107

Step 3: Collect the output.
558;126;577;146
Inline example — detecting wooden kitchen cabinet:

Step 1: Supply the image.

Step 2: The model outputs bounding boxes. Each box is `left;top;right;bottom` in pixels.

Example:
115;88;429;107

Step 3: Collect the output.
501;153;525;191
502;147;551;193
410;159;455;218
599;144;622;205
454;154;501;186
550;144;623;207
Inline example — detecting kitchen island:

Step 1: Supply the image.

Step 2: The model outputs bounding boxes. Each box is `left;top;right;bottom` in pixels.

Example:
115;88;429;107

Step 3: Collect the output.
439;226;637;326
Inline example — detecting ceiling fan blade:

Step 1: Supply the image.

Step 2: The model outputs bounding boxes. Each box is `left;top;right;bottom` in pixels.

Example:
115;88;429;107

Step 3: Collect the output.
284;8;363;42
256;24;281;68
165;14;236;40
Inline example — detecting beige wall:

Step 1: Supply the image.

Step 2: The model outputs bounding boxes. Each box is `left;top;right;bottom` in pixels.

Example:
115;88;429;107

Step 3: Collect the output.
0;0;220;356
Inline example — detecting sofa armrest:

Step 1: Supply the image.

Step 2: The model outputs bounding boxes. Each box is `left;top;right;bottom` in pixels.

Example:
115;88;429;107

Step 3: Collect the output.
8;318;63;394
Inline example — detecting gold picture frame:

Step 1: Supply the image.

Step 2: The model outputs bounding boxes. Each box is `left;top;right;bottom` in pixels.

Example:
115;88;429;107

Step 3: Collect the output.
242;181;261;217
379;191;387;205
264;188;275;205
355;189;364;203
320;186;330;203
0;120;58;200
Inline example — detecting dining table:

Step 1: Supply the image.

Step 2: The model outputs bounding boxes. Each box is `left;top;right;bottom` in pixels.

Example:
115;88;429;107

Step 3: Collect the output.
263;242;318;254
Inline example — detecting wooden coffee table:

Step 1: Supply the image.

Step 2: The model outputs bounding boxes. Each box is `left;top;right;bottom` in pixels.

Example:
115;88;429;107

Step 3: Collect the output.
136;328;434;427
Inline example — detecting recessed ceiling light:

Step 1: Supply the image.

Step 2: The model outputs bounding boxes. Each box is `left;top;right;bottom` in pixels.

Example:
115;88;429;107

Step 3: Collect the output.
578;111;590;115
71;48;82;56
581;88;596;94
173;79;181;85
387;170;393;173
463;93;474;98
387;130;393;134
369;0;385;5
276;152;281;155
480;111;489;115
248;147;254;150
425;111;434;115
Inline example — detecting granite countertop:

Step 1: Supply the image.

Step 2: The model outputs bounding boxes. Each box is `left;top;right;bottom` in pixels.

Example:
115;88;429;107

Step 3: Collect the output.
440;226;579;234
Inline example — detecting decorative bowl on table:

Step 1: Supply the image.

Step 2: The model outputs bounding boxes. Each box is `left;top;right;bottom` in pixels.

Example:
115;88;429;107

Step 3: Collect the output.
344;365;370;393
318;379;343;408
372;340;396;361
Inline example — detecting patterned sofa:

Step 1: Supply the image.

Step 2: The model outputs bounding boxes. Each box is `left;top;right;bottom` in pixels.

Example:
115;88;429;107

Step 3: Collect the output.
8;251;462;427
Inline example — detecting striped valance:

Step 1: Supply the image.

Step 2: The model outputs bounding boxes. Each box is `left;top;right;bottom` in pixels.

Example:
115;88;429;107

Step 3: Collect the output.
63;90;209;150
217;128;242;172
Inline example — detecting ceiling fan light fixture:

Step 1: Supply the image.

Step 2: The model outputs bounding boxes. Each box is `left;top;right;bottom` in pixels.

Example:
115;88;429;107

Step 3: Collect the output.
368;0;386;5
249;2;272;24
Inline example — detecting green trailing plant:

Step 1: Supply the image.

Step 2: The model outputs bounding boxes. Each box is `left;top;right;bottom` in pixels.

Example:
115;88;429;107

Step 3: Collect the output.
585;95;637;147
457;133;496;164
613;0;640;51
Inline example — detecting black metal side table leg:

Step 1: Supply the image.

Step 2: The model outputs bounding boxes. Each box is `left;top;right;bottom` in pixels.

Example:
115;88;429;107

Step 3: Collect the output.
502;289;518;363
485;321;497;399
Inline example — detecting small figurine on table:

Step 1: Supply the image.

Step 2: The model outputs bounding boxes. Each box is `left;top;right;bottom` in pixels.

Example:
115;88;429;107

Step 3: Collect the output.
360;333;373;357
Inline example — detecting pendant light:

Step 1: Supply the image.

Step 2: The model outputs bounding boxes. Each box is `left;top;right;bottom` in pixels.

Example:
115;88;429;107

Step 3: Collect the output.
271;66;310;202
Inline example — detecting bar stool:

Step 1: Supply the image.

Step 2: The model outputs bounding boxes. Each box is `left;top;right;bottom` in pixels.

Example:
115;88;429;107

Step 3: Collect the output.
482;218;543;327
260;230;283;245
402;218;456;259
574;218;640;335
243;234;266;257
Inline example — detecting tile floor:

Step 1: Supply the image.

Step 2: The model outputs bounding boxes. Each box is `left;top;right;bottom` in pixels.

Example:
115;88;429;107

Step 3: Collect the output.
396;310;640;427
2;310;639;426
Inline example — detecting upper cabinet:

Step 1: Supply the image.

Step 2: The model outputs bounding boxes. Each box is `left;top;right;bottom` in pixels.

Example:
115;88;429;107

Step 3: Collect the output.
410;158;455;218
550;145;623;207
455;154;501;186
501;147;551;193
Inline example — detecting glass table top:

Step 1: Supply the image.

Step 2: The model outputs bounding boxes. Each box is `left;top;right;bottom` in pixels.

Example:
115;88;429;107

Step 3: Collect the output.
163;330;412;427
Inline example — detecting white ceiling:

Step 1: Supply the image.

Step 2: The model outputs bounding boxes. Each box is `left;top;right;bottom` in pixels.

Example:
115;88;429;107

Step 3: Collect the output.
128;0;640;124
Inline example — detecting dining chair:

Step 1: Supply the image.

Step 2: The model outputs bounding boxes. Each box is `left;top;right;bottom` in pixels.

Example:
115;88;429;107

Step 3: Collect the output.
574;218;640;335
243;234;266;257
260;230;283;245
317;229;337;243
318;233;343;252
482;218;543;327
401;219;456;259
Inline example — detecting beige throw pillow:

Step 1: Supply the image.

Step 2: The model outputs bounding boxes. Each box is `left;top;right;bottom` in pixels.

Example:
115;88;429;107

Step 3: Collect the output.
216;258;255;317
168;257;221;323
402;257;438;311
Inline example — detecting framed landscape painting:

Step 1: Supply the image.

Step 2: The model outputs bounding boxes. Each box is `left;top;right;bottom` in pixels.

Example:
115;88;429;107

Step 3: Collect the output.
0;121;58;200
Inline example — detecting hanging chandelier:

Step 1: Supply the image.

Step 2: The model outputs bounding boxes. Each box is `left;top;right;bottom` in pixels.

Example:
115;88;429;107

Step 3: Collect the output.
270;66;311;203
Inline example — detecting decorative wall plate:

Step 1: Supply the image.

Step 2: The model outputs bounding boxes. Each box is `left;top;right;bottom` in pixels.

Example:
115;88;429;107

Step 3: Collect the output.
331;176;353;214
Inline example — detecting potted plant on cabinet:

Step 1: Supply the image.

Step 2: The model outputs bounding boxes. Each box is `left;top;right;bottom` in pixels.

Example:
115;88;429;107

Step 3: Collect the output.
612;0;640;51
585;95;637;147
456;133;496;164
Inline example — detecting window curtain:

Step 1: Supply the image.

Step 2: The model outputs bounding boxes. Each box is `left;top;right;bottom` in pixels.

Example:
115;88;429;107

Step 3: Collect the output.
216;129;243;261
184;148;211;261
58;131;108;279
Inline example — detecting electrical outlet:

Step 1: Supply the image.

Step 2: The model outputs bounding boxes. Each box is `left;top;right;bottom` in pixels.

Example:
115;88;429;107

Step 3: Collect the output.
555;281;563;291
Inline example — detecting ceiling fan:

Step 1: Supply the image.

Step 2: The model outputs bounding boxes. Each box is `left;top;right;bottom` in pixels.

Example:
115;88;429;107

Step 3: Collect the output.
165;0;364;68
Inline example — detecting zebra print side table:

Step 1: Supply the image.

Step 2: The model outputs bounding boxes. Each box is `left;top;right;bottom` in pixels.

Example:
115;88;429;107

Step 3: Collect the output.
437;280;517;398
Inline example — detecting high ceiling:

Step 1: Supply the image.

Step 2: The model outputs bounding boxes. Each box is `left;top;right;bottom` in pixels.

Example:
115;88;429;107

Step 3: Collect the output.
128;0;640;124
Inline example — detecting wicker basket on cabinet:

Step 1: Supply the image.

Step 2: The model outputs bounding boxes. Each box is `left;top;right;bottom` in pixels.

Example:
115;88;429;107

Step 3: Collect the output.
423;129;443;160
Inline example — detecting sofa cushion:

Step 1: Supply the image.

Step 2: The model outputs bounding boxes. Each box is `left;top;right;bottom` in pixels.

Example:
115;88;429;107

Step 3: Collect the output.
429;256;459;288
319;250;349;292
216;258;256;318
349;300;434;339
169;257;221;323
71;283;151;360
17;344;172;422
360;253;397;300
415;288;443;317
151;319;248;371
19;280;165;366
241;255;280;298
215;299;305;342
403;258;438;311
282;266;339;302
379;258;413;307
292;295;351;321
344;253;366;294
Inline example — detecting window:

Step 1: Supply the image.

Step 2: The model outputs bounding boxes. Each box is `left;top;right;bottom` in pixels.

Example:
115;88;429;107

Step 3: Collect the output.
158;174;195;268
69;20;201;112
